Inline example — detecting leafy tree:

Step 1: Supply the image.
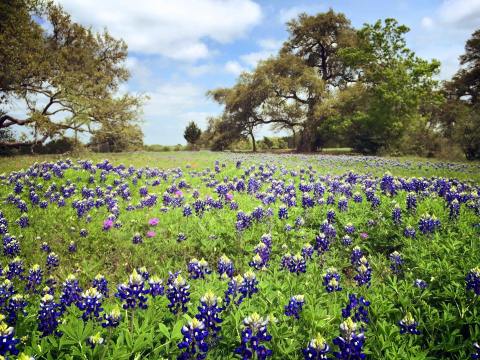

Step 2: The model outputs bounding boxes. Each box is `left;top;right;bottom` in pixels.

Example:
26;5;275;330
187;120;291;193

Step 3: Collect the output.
340;18;440;153
451;29;480;105
0;0;144;149
183;121;202;148
89;123;143;153
281;9;357;151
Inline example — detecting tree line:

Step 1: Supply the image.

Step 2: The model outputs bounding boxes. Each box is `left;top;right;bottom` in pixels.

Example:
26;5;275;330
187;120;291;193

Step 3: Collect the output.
197;10;479;159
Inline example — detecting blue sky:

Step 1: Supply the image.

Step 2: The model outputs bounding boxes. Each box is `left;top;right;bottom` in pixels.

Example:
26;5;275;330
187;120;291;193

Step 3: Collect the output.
53;0;480;144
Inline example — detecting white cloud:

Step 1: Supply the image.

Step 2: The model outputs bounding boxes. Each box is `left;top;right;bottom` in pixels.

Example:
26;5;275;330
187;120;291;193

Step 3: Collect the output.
438;0;480;28
142;82;220;144
278;4;324;23
420;16;434;29
239;38;282;68
57;0;262;61
225;61;245;75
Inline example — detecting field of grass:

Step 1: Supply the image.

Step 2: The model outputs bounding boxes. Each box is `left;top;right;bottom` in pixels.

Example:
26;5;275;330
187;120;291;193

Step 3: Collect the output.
0;151;479;359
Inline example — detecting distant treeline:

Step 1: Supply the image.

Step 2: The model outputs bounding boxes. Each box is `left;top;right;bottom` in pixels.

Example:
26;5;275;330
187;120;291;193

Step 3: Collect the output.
201;11;480;160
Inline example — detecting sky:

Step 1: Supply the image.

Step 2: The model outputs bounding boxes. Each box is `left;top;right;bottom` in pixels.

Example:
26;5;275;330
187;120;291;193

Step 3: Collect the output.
47;0;480;144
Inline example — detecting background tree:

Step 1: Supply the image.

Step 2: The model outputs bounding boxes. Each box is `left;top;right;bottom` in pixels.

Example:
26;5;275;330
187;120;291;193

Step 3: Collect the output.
0;0;144;149
340;18;440;153
183;121;202;149
89;123;143;153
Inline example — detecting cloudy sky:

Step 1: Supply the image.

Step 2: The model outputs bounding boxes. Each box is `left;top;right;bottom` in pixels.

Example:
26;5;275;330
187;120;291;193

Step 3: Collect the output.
56;0;480;145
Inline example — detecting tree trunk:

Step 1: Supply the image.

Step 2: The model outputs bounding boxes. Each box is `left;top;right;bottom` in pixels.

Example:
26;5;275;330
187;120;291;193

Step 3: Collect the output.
291;127;296;149
250;131;256;152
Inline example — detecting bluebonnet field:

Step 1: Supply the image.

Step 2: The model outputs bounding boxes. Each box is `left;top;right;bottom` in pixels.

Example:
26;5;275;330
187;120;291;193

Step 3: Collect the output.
0;151;479;359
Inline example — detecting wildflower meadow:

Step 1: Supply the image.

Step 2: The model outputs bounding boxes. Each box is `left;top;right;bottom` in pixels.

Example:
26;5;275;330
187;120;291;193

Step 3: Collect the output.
0;151;479;359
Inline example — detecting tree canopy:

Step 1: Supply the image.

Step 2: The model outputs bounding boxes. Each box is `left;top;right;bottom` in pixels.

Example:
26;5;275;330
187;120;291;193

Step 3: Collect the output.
0;0;144;149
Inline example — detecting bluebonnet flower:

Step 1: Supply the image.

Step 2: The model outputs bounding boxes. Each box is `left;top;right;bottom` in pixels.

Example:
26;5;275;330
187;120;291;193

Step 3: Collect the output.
332;318;366;360
315;233;330;255
102;307;122;328
38;294;62;337
302;193;314;208
472;342;480;359
16;213;29;228
92;274;109;297
414;279;428;290
25;264;42;293
250;243;271;270
344;223;355;235
183;205;193;217
449;199;460;219
60;274;83;309
280;252;293;270
177;233;187;242
178;318;209;360
323;268;342;293
237;271;259;304
398;312;421;335
302;243;314;259
148;276;164;297
79;228;88;237
320;221;336;239
288;254;307;275
406;192;417;213
380;172;396;196
354;257;372;287
284;295;305;319
327;209;336;223
132;233;143;244
235;313;272;359
217;255;234;278
225;275;243;306
341;294;370;325
303;334;330;360
40;242;51;253
278;206;288;219
0;316;20;357
6;257;24;280
77;287;103;322
350;247;363;265
46;252;59;271
137;266;150;280
466;267;480;296
3;235;20;257
392;203;402;225
389;251;404;275
338;196;348;212
87;332;104;348
196;291;223;337
353;192;362;203
6;294;28;325
403;226;416;238
68;241;77;253
418;213;441;235
188;258;211;279
341;235;352;246
166;273;190;314
115;269;149;310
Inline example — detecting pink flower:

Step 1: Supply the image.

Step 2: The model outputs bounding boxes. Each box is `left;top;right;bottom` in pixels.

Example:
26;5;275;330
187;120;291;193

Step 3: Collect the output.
148;218;159;226
103;219;114;231
146;231;156;238
175;190;183;197
226;193;233;201
360;232;368;239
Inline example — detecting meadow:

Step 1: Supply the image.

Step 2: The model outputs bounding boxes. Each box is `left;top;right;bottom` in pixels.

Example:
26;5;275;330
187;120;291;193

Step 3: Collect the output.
0;151;479;359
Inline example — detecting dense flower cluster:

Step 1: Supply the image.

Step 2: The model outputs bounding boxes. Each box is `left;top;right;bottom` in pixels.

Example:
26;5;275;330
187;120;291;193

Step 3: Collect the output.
323;268;342;293
196;291;223;337
284;295;305;319
235;313;272;359
166;273;190;314
115;270;149;310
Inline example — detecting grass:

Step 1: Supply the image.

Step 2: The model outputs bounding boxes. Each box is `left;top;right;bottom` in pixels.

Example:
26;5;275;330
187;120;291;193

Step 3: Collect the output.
0;151;479;359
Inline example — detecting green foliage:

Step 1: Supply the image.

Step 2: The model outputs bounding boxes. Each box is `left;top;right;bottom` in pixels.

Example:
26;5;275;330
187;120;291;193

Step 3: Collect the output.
183;121;202;146
90;123;144;153
0;0;144;148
